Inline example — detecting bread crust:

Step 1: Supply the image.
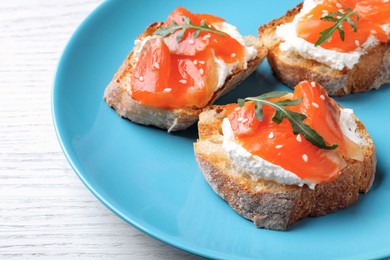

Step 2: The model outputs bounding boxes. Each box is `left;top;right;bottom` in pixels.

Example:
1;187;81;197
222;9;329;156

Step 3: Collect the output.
258;3;390;96
104;22;267;131
194;106;376;230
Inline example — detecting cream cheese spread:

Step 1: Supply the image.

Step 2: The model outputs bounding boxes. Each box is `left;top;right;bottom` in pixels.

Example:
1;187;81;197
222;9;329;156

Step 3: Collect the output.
276;0;387;70
222;107;363;189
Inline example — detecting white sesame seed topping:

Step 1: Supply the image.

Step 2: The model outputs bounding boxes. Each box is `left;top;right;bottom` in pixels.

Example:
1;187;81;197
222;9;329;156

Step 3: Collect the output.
202;34;211;40
371;29;377;34
188;39;195;45
310;81;316;87
269;132;274;139
242;118;249;123
234;107;241;112
336;2;342;8
193;59;198;65
188;86;196;92
237;117;244;122
338;9;344;13
302;154;308;162
307;14;314;19
355;40;360;47
139;76;144;82
296;134;302;142
163;88;172;93
198;60;205;64
320;95;325;100
312;102;319;108
275;144;283;149
154;62;160;69
179;79;187;84
199;68;204;75
322;10;328;13
231;53;237;58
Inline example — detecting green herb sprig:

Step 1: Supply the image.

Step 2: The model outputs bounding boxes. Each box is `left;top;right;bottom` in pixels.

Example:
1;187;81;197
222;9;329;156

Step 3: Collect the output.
314;7;359;47
154;16;224;42
238;91;338;150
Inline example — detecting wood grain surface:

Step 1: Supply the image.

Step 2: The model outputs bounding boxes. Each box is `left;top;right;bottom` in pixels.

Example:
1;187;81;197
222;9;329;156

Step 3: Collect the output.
0;1;203;259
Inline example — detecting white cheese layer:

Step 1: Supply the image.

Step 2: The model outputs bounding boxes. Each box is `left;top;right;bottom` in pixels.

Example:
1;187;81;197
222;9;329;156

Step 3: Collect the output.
212;22;258;89
276;0;387;70
221;107;363;189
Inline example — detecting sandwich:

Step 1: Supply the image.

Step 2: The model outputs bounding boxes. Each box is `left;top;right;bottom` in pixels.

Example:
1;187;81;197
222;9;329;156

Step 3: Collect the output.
259;0;390;95
104;7;267;131
194;80;376;230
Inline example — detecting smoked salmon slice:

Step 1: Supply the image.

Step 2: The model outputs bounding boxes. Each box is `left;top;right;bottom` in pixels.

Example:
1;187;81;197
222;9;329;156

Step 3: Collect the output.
131;7;245;108
296;0;389;52
225;81;363;184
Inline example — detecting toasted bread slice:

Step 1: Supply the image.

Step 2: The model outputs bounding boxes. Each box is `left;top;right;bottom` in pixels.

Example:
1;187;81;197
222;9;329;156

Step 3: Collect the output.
194;105;376;230
104;22;267;132
258;3;390;96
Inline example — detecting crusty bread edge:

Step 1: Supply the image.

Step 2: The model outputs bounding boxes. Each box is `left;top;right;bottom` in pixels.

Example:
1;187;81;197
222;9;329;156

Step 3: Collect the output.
104;22;268;132
194;105;376;230
258;3;390;96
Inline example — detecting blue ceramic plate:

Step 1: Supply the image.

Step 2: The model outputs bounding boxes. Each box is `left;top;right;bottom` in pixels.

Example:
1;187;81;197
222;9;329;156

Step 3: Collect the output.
52;0;390;259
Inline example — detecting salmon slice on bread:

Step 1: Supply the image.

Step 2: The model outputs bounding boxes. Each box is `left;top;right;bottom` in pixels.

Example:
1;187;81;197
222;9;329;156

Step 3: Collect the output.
194;81;376;230
104;7;267;131
259;1;390;96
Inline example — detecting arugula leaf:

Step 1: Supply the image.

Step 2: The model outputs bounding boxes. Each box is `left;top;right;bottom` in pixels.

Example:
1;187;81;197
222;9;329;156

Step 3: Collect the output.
154;16;224;42
238;92;338;150
315;7;359;47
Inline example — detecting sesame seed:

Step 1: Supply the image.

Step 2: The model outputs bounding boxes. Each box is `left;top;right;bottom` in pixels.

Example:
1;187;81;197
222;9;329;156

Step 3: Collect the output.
302;154;308;162
275;144;283;149
296;134;302;142
307;14;314;19
179;79;187;84
139;76;144;82
163;88;172;93
355;40;360;47
199;68;204;75
242;118;249;123
371;29;377;34
188;86;196;92
198;60;205;64
231;53;237;58
322;10;328;13
336;2;342;8
193;59;198;65
269;132;274;139
338;9;344;13
202;34;211;41
154;62;160;69
234;107;241;111
320;95;325;100
237;117;244;122
188;39;195;45
312;102;319;108
310;81;316;88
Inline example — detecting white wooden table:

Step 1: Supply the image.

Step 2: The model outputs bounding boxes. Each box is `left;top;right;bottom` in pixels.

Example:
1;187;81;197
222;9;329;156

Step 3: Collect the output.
0;1;203;258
